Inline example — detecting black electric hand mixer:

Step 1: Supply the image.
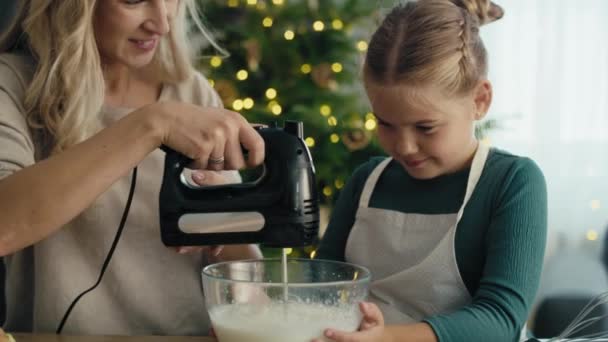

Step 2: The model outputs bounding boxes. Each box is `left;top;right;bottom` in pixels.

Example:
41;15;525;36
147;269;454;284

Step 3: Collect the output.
159;121;320;247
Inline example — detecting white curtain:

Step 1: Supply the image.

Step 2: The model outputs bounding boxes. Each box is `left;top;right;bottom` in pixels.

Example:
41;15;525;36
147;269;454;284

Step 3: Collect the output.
481;0;608;257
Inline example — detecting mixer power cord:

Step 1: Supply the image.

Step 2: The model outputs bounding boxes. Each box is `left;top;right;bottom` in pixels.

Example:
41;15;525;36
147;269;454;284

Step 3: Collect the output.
56;167;138;334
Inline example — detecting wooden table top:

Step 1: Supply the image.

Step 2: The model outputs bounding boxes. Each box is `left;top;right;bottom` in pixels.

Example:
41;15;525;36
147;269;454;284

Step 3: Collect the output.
12;334;215;342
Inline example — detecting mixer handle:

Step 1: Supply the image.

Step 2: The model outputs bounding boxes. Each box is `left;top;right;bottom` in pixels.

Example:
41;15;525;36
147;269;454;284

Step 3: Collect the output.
160;144;193;175
160;144;253;173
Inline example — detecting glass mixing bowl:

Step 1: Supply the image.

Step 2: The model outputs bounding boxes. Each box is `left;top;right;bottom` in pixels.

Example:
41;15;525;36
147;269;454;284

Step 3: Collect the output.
202;258;371;342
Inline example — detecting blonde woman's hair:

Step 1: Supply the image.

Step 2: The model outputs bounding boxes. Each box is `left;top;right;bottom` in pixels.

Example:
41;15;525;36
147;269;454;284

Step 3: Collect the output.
0;0;222;156
364;0;504;94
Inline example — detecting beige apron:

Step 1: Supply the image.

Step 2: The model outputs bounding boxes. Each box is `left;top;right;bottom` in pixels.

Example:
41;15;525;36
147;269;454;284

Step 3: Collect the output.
344;143;526;340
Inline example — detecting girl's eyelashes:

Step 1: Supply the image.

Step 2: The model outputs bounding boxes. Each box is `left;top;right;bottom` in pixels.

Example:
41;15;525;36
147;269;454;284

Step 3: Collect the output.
416;125;437;134
374;115;392;127
377;120;391;127
373;113;439;133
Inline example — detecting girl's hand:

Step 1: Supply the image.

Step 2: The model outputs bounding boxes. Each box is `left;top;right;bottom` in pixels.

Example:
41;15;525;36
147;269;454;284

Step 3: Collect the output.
313;302;389;342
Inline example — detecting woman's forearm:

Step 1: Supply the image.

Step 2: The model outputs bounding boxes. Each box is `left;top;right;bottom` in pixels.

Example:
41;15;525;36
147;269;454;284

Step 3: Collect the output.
0;109;161;256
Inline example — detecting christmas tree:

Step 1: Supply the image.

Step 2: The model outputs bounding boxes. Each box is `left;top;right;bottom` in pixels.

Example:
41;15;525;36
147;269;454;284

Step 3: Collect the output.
197;0;384;210
195;0;497;258
196;0;387;258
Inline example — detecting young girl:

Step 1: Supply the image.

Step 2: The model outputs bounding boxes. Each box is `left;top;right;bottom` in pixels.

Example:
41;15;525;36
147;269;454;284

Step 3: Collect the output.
0;0;263;335
315;0;547;341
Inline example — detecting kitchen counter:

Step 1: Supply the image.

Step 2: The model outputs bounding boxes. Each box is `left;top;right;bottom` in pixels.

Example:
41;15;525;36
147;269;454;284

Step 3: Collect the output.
11;334;607;341
12;334;215;342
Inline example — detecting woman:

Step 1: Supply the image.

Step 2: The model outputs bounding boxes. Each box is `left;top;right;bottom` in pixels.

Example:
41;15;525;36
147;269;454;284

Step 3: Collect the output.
0;0;263;335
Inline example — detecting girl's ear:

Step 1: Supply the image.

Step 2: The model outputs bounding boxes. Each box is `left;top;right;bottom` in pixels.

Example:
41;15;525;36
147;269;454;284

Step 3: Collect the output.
473;80;492;120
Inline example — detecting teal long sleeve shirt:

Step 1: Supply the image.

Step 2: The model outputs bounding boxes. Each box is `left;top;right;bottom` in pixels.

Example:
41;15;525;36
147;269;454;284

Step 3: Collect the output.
316;148;548;342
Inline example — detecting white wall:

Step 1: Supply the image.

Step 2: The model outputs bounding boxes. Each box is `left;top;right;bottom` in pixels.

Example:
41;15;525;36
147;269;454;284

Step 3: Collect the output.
481;0;608;259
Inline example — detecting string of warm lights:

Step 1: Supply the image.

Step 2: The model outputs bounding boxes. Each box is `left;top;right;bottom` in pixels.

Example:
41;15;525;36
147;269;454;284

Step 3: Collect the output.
207;0;370;128
203;0;381;206
208;58;358;124
226;0;370;50
206;91;377;144
586;199;603;241
206;30;375;147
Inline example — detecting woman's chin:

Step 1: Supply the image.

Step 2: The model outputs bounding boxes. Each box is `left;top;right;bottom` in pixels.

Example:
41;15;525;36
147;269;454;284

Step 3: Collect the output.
128;57;156;69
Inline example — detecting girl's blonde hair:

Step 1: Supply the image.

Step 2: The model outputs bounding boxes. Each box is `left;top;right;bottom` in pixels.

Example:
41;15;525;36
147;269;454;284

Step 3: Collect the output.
0;0;222;156
364;0;504;95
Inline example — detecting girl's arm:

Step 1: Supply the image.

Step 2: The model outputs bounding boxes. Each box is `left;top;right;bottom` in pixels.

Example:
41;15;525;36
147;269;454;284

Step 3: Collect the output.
423;158;547;341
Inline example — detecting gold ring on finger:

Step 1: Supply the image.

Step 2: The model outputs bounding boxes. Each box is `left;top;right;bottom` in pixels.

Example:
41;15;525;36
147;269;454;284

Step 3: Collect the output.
209;156;225;164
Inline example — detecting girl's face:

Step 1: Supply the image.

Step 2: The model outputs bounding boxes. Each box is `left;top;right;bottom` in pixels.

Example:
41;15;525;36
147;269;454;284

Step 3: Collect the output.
365;81;491;179
94;0;179;68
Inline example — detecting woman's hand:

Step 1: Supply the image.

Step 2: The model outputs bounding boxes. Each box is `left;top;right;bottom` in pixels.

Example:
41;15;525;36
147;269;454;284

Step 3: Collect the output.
172;169;263;262
141;101;265;170
173;169;233;256
313;302;390;342
190;169;234;186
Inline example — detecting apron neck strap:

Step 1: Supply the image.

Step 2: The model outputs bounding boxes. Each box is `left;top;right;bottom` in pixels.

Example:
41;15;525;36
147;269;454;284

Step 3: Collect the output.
357;142;491;210
457;141;491;221
359;158;392;208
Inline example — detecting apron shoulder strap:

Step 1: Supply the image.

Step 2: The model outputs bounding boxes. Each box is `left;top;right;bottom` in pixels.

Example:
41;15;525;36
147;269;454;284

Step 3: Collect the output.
359;158;392;208
457;142;491;221
359;144;490;212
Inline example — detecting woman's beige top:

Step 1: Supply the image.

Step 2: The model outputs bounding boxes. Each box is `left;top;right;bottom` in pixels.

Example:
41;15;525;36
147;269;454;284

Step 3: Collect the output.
0;52;229;335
